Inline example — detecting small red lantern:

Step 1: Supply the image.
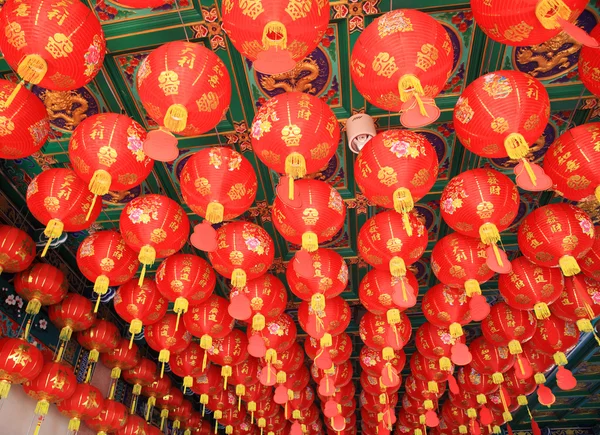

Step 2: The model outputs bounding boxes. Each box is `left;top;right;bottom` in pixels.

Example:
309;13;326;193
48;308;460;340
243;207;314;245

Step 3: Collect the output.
298;295;351;343
498;256;564;319
141;375;171;421
0;337;44;399
552;274;600;334
456;365;499;405
136;42;231;160
359;311;411;359
305;332;352;365
0;0;106;90
23;360;76;416
145;313;192;377
114;278;168;348
517;203;595;276
208;329;249;389
415;322;468;371
422;284;472;339
155;386;183;428
529;314;580;367
0;225;35;275
123;358;157;413
57;383;104;432
481;302;536;358
270;342;304;375
170;342;206;392
84;399;128;435
116;414;148;435
208;221;274;288
360;346;406;378
504;367;537;404
100;338;140;382
48;293;96;342
77;230;140;312
170;400;193;430
191;364;223;401
272;179;346;252
120;194;190;283
351;9;454;128
26;168;102;255
441;402;470;435
469;336;516;385
14;263;68;314
230;357;260;403
581;228;600;280
580;25;600;96
77;319;120;363
410;351;454;384
0;79;49;159
359;268;419;316
155;253;216;329
521;340;554;385
180;147;257;224
311;359;353;388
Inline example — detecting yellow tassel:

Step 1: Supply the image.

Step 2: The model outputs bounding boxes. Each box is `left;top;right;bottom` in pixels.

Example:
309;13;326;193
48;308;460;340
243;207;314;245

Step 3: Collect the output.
493;426;501;434
94;275;110;313
424;399;434;410
128;319;143;349
508;339;522;355
89;349;100;363
302;231;319;252
285;152;307;180
389;256;406;278
398;74;427;117
160;409;169;429
137;245;156;286
0;80;23;109
553;351;568;366
534;373;546;384
449;322;463;339
477;394;487;405
288;389;295;401
68;418;81;432
132;384;142;396
595;185;600;202
503;412;513;422
145;397;156;421
467;408;477;419
519;159;538;187
517;395;528;406
459;425;468;434
428;381;439;394
231;268;247;288
287;175;295;201
387;308;401;325
419;415;426;425
276;371;286;384
439;357;451;371
174;297;189;331
17;54;48;84
535;0;571;29
265;348;277;364
222;365;232;389
25;299;42;315
479;222;500;245
130;393;139;415
464;279;481;298
492;372;504;384
252;313;266;331
382;347;395;361
415;429;423;435
320;333;333;348
59;326;73;342
183;375;193;391
393;188;415;236
559;255;581;276
214;410;222;421
42;219;64;257
258;417;266;428
88;169;112;198
0;381;12;399
236;383;245;397
379;393;387;405
311;293;326;312
226;426;233;435
262;21;288;49
534;302;551;320
164;104;188;133
576;318;593;333
206;202;224;224
504;133;530;160
35;399;50;416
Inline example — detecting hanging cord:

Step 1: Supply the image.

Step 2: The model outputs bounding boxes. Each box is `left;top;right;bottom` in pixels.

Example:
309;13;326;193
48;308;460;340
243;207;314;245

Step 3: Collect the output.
175;0;191;43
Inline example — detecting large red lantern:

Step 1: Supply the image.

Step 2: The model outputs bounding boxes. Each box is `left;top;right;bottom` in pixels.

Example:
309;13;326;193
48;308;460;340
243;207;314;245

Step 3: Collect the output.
359;268;419;316
208;221;274;288
69;113;154;213
521;340;554;385
552;275;600;335
120;194;190;283
208;329;249;389
581;228;600;281
311;360;353;388
305;332;352;366
498;256;564;319
84;399;128;435
469;336;515;384
456;365;499;405
14;263;68;314
230;357;260;402
580;25;600;97
270;342;304;375
415;322;468;371
141;375;171;420
145;313;192;376
544;123;600;202
0;225;35;275
180;147;257;224
26;169;102;256
77;230;140;312
454;71;551;191
48;293;95;342
0;0;106;90
359;311;411;359
123;358;157;412
114;278;168;347
250;92;340;196
116;415;148;435
0;337;44;399
170;400;193;430
355;129;439;225
192;364;228;401
529;314;580;367
517;203;595;276
297;296;351;340
422;284;472;339
0;79;49;159
170;342;205;391
351;9;454;128
481;302;536;358
100;338;140;382
155;386;183;427
57;383;104;432
503;366;537;408
77;319;120;363
23;360;76;416
136;42;231;160
155;253;216;329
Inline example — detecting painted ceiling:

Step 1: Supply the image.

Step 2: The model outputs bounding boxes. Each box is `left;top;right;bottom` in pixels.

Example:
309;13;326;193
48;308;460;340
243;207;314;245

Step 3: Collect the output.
1;0;600;432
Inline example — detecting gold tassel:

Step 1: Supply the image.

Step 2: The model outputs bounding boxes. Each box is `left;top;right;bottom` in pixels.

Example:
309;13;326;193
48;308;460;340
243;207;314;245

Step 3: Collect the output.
0;381;11;399
428;381;439;394
265;348;278;364
439;357;451;371
288;175;295;201
559;255;581;276
464;279;481;297
387;308;401;325
517;395;528;406
419;415;426;425
160;409;169;429
17;54;48;84
449;322;463;339
535;373;546;384
183;375;193;392
285;152;307;180
89;349;100;363
554;351;568;366
231;268;247;288
68;418;80;432
534;302;551;320
138;245;156;286
311;294;326;313
302;231;319;252
206;202;224;224
508;339;522;355
262;21;288;49
320;333;332;348
164;104;188;133
145;397;156;421
389;256;406;278
173;420;181;430
42;219;64;257
0;80;23;109
415;430;423;435
504;133;530;160
493;426;501;434
288;389;295;401
382;347;395;361
258;417;266;429
595;185;600;203
477;394;487;405
492;372;504;384
292;410;301;420
129;319;143;349
174;297;189;331
222;365;232;389
393;188;414;236
94;275;110;313
459;425;468;434
133;384;142;396
467;408;477;419
379;393;387;405
59;326;73;342
200;334;212;371
35;399;50;416
577;318;594;333
87;170;111;221
535;0;571;29
503;412;513;422
226;426;233;435
398;74;427;117
25;299;42;315
424;399;434;410
252;313;266;331
276;371;286;384
479;222;501;245
200;394;208;417
130;393;139;415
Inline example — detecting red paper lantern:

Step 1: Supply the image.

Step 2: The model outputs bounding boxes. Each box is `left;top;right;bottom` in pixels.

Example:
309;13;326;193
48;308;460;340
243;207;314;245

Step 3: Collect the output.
498;256;564;319
272;179;346;251
481;302;536;357
208;221;274;288
359;268;419;315
84;399;128;435
351;9;454;128
289;385;315;412
360;346;406;378
305;332;352;365
208;329;249;389
360;371;398;397
155;253;216;328
0;225;35;275
415;322;468;370
247;312;297;376
23;360;76;416
116;414;148;435
544;123;600;201
14;263;68;314
405;374;446;401
123;358;157;405
517;203;595;276
69;113;153;211
521;340;554;384
580;25;600;97
269;342;304;374
155;386;183;427
0;337;43;399
441;403;470;434
552;274;600;334
114;278;168;347
297;296;351;340
422;284;472;338
170;342;206;392
311;360;353;388
100;338;140;382
469;336;516;384
120;194;190;283
410;351;454;383
26;169;102;255
141;375;171;421
358;210;428;279
230;357;260;396
77;230;140;311
250;92;340;191
359;311;412;356
57;383;104;432
145;313;191;376
503;367;536;400
0;0;106;90
0;79;49;159
581;228;600;280
456;366;499;404
170;400;193;430
180;147;257;224
48;293;95;342
529;314;580;366
77;319;120;363
361;389;398;414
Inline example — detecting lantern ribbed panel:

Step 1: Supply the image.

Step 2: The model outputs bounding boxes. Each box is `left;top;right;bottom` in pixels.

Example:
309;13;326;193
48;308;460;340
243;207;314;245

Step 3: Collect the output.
400;394;428;415
48;293;95;333
544;123;600;201
155;385;182;410
431;232;495;287
271;342;305;372
250;92;340;176
0;0;105;90
144;313;192;354
355;129;439;208
232;274;287;319
422;284;472;328
26;168;102;231
114;278;167;327
360;371;397;396
504;367;537;397
69;113;153;192
0;225;35;274
182;294;234;339
415;322;466;360
155;254;216;305
521;340;554;375
143;370;171;398
180;147;257;223
57;383;104;421
77;319;120;354
272;179;346;248
529;315;579;356
286;248;348;300
247;312;297;353
456;366;499;396
359;311;411;350
359;346;406;377
358;268;419;315
580;25;600;96
405;374;446;400
552;274;600;322
498;256;564;312
468;336;515;376
136;41;231;136
0;79;49;159
318;383;355;408
207;329;249;366
517;203;595;271
123;358;157;389
84;399;128;434
298;296;351;339
471;0;588;46
100;339;140;373
410;351;453;382
0;338;43;386
449;389;479;411
481;302;536;347
117;415;148;435
23;361;76;405
581;227;600;280
14;263;68;307
442;403;469;427
350;9;454;112
440;169;520;238
454;70;550;158
229;357;259;387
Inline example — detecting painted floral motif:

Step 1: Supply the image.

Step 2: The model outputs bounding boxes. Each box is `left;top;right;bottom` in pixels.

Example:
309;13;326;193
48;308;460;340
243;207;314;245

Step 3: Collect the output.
78;237;95;257
244;236;263;254
84;35;104;77
337;261;348;283
579;217;594;237
440;331;453;345
126;123;147;162
38;319;47;330
267;322;284;336
251;99;279;140
441;178;468;215
127;201;160;224
328;188;344;214
591;291;600;305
